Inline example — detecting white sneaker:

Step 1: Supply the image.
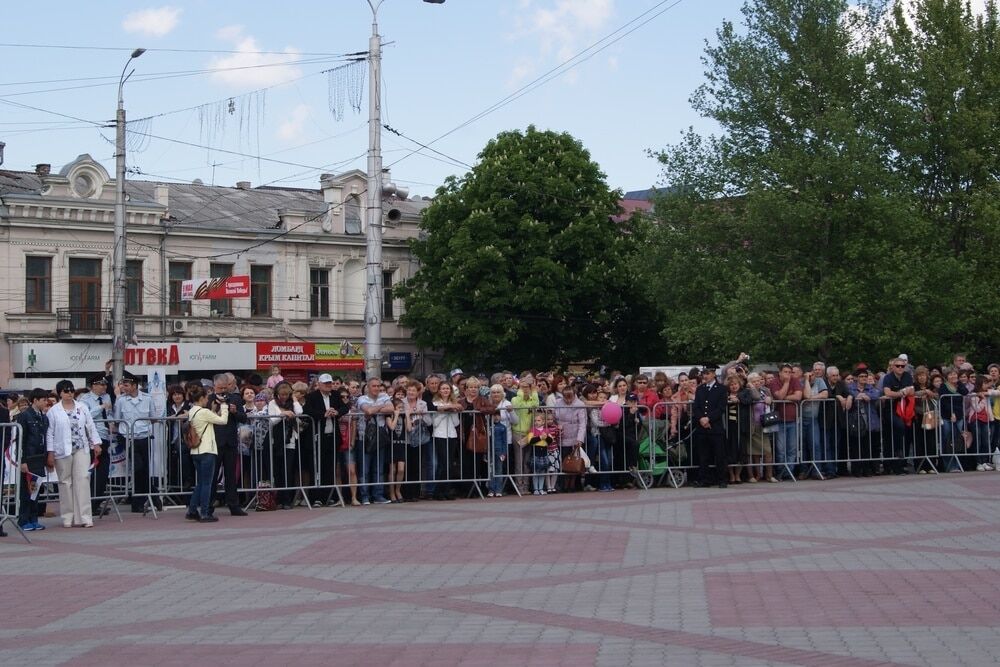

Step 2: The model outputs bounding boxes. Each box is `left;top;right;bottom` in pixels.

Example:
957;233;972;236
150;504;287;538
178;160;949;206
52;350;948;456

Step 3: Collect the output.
976;464;986;471
984;463;995;471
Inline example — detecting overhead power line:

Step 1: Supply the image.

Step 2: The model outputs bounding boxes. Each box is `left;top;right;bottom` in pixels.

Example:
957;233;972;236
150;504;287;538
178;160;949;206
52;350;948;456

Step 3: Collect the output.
386;0;689;169
0;42;365;57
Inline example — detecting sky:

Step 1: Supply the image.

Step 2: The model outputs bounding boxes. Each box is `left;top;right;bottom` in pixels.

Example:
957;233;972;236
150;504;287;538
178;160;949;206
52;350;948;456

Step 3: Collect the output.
1;0;748;197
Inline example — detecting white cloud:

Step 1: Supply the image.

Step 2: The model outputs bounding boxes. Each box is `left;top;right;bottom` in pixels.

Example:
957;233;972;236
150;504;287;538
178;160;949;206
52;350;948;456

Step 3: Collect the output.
122;6;182;37
277;104;311;141
509;0;615;87
208;25;302;88
508;58;534;87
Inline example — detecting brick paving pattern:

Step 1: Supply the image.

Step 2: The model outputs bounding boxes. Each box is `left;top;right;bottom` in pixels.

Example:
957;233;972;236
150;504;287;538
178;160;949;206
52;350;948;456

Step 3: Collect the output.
1;473;998;666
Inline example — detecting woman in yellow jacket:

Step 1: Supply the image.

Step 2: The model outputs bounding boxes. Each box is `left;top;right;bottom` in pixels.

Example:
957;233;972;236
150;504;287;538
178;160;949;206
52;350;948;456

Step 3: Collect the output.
185;385;229;523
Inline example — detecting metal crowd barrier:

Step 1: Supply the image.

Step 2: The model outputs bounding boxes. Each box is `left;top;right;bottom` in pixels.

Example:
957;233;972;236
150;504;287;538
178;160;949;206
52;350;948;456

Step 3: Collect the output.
50;388;996;525
496;403;649;495
1;423;29;542
646;399;801;487
798;395;943;479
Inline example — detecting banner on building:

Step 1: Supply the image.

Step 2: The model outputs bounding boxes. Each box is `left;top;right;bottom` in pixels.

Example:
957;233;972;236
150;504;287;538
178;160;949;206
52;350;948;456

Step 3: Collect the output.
180;276;250;301
256;341;364;371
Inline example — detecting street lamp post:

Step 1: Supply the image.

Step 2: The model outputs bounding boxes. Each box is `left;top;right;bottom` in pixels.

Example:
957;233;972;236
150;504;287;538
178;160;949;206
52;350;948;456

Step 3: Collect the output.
363;0;443;381
111;48;145;384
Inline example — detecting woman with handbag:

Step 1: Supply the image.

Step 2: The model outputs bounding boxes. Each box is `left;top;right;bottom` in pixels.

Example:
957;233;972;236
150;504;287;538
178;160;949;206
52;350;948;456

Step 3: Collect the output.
184;385;229;523
459;378;496;496
745;373;776;483
402;381;431;502
912;367;939;474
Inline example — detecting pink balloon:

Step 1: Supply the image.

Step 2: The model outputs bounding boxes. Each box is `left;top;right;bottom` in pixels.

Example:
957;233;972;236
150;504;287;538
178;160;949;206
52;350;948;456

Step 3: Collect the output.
600;401;622;425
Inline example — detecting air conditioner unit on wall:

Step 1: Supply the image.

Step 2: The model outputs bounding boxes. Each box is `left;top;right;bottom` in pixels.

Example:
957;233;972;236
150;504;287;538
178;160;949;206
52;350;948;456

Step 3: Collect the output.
172;319;188;333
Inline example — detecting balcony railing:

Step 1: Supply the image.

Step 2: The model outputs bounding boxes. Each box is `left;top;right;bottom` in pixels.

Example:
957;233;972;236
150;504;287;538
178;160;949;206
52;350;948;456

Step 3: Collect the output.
56;308;112;335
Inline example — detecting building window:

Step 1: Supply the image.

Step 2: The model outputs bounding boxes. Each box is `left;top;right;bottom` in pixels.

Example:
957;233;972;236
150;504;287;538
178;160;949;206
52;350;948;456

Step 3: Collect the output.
382;270;394;320
68;257;102;330
168;262;192;316
345;195;362;234
25;256;52;312
310;268;330;318
209;263;232;317
251;265;272;317
125;259;143;315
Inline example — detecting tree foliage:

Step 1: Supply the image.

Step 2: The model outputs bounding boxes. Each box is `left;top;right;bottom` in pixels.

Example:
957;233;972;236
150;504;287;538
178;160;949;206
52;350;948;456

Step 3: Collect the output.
642;0;1000;366
398;126;660;370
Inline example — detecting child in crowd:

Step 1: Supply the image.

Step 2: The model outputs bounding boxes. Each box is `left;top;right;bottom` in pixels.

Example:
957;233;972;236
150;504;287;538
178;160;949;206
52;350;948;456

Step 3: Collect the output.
386;387;408;502
266;365;285;389
520;412;555;495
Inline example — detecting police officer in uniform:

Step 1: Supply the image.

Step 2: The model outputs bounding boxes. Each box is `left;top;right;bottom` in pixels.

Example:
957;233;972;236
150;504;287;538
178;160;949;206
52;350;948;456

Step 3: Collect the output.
693;364;729;488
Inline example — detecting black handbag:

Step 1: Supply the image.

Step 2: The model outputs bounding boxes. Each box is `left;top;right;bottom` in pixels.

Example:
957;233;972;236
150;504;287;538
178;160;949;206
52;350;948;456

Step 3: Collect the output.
363;416;389;453
760;410;781;429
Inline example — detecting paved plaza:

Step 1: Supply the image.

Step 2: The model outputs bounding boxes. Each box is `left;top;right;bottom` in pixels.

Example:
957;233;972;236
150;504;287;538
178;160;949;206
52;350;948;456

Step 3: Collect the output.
2;473;999;666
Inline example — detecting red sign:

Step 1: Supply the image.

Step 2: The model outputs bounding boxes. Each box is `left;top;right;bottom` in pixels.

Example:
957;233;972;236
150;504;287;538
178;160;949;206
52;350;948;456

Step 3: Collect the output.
256;342;364;371
126;344;180;367
257;342;315;365
181;276;251;301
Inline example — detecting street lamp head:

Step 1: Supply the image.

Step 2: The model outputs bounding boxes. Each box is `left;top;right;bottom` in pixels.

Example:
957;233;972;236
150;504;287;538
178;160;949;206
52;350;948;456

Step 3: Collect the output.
423;0;446;3
130;48;146;59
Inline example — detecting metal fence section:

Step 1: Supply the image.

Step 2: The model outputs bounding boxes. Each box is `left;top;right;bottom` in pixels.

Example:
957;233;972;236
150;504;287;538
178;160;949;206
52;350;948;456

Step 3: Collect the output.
1;423;29;541
496;403;648;496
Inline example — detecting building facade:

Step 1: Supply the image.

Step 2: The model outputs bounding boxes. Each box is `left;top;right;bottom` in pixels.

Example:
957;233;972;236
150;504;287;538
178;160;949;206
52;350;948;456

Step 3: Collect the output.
0;153;432;388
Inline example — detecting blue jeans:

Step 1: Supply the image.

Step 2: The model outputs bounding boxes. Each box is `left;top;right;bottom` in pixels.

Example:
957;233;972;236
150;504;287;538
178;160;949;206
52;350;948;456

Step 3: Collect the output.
972;420;991;464
188;453;217;517
809;419;836;476
421;443;438;496
531;452;548;492
489;424;508;494
490;444;508;494
354;438;386;501
774;421;798;476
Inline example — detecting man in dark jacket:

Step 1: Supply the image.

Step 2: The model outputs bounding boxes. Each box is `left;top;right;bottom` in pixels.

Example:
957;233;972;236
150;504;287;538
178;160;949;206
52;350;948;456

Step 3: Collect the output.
693;365;729;488
211;373;248;516
303;374;350;506
16;389;51;530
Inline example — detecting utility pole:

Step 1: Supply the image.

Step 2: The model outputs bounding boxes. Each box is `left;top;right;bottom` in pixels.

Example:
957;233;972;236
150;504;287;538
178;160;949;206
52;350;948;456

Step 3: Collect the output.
111;48;145;383
363;7;383;381
363;0;443;381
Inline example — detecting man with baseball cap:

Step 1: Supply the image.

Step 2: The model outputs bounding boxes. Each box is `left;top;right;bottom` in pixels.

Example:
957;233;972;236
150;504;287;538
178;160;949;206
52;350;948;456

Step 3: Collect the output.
79;375;114;513
303;373;350;506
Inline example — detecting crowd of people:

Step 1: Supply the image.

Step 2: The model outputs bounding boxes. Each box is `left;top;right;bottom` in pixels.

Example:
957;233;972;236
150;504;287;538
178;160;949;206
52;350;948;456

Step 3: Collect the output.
2;351;998;535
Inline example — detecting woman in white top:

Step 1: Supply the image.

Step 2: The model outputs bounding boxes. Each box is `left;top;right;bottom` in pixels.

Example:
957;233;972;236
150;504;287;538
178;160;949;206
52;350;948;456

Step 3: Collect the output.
46;379;103;528
185;385;229;522
430;383;461;500
267;381;303;509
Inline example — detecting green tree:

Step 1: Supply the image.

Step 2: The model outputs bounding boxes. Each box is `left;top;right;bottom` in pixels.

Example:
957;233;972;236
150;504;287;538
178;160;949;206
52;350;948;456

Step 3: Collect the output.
873;0;1000;362
641;0;959;365
397;126;657;370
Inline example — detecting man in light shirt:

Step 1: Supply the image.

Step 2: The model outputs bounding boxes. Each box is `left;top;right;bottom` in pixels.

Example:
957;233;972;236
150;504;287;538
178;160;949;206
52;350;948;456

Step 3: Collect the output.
113;371;157;513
